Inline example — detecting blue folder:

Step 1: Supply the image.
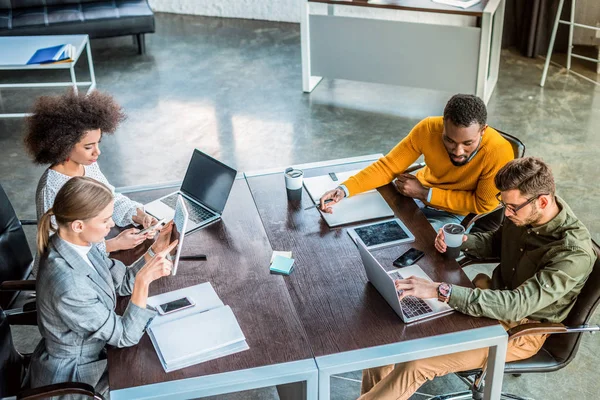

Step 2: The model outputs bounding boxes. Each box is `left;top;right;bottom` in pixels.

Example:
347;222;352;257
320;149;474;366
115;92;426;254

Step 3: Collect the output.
27;44;70;65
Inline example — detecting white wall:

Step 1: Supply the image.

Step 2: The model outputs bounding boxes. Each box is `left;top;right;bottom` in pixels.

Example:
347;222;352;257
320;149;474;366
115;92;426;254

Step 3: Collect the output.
148;0;476;27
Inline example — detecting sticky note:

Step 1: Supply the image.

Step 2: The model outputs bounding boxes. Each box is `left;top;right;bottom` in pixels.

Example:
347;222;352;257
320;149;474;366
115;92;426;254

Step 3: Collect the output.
270;251;292;264
270;255;295;275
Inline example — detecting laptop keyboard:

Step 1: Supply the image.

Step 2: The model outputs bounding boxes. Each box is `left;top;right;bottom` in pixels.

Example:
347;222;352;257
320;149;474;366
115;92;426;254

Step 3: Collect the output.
160;194;216;224
400;295;433;319
389;272;433;319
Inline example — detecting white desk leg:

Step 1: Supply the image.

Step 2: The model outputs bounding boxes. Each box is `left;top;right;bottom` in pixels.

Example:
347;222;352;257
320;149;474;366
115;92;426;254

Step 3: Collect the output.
318;369;331;400
85;37;97;94
307;368;319;400
475;6;492;102
483;337;508;400
69;64;78;95
540;0;565;87
301;0;322;93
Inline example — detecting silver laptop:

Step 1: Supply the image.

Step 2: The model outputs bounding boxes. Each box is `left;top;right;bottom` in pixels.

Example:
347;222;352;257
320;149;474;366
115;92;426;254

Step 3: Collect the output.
356;242;453;323
145;149;237;234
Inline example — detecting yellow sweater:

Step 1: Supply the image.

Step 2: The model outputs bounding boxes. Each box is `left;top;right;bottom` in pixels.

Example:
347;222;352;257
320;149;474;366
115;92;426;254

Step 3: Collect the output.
342;117;514;216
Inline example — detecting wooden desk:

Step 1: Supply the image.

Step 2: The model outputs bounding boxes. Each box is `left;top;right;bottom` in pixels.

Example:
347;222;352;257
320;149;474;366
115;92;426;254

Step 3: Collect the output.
107;155;507;400
245;155;507;400
301;0;506;104
108;178;318;400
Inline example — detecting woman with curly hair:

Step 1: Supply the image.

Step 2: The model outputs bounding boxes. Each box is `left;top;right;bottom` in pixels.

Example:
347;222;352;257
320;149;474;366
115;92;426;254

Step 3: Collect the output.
24;89;158;271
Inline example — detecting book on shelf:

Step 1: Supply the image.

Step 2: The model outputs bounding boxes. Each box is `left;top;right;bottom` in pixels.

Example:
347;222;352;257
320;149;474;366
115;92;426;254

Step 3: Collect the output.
146;282;249;373
26;44;75;65
431;0;481;9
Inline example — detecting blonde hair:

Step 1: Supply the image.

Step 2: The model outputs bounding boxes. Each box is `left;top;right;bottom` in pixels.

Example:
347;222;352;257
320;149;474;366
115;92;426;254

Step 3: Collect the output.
37;176;113;255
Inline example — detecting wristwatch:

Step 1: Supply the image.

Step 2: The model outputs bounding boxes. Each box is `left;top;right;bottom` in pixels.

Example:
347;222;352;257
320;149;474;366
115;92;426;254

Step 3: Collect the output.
437;283;452;303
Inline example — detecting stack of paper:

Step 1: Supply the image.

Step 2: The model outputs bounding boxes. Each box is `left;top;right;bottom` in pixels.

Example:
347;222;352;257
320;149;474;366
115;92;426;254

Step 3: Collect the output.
146;283;249;372
303;169;394;227
431;0;481;9
270;254;295;275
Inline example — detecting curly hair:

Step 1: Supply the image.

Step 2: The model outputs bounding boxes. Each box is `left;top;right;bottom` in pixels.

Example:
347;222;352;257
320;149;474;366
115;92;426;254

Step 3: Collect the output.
443;94;487;128
24;89;126;165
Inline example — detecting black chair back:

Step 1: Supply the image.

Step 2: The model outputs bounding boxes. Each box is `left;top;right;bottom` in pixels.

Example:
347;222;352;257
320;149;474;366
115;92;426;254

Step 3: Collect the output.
543;241;600;364
0;183;33;309
468;129;525;233
506;241;600;373
0;307;26;397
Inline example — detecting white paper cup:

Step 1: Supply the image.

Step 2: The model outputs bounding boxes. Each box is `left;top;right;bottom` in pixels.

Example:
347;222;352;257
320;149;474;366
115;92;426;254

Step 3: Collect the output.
284;168;303;190
443;223;465;258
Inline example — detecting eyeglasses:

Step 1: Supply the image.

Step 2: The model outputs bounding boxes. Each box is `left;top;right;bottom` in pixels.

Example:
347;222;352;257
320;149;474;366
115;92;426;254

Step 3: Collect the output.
495;192;548;215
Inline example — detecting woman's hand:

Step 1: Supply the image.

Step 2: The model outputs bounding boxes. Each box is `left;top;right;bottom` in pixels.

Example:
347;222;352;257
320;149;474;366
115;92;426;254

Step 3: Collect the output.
131;240;178;308
138;240;179;286
112;228;148;251
133;208;158;229
150;220;174;255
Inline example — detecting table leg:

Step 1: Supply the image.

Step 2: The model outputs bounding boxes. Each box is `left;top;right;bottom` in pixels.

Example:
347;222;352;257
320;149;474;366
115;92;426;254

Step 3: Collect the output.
69;64;78;95
275;368;318;400
483;336;507;400
85;37;97;94
301;0;323;93
318;369;331;400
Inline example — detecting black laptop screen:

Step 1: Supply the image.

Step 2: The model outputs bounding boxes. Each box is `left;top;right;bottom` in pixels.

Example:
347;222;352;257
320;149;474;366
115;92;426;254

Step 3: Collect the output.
180;150;237;214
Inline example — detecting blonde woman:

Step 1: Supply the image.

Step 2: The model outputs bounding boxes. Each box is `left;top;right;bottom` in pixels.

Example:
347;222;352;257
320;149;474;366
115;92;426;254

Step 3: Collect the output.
28;177;177;396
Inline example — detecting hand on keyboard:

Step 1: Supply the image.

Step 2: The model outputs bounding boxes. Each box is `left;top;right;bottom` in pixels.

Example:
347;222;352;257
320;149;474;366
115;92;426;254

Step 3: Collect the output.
394;275;439;301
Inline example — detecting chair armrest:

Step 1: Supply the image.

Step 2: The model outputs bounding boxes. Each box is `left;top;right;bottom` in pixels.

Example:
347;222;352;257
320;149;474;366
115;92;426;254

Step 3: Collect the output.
508;322;567;340
20;219;38;226
19;382;104;400
5;309;37;325
403;162;426;174
0;280;36;291
461;204;504;231
458;255;501;268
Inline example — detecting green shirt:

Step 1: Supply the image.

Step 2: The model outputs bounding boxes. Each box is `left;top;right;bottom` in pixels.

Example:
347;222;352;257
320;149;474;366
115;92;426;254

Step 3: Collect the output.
449;196;596;324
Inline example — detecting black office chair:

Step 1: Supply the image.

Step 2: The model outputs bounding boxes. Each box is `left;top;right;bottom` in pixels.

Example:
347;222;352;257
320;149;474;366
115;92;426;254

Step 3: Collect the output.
428;240;600;400
404;129;525;233
0;305;104;399
0;183;37;310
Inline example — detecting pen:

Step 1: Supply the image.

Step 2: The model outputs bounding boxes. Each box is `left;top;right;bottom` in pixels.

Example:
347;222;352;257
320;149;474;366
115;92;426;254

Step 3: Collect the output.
179;255;208;261
304;199;333;211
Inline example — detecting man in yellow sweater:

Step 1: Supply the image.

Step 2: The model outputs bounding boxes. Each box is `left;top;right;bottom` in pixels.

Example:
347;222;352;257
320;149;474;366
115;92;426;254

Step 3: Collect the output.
319;94;514;230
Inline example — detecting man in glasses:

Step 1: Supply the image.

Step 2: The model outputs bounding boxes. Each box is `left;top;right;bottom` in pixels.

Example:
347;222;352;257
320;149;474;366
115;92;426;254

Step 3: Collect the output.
359;157;596;400
318;94;514;231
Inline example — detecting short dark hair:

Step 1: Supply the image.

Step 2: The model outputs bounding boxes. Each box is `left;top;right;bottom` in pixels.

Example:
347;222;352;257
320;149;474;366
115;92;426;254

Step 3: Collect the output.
443;94;487;128
495;157;556;197
24;89;126;165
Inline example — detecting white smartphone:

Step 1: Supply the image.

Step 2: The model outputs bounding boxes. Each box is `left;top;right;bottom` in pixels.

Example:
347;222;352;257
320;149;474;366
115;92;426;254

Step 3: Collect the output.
137;218;166;235
156;296;195;315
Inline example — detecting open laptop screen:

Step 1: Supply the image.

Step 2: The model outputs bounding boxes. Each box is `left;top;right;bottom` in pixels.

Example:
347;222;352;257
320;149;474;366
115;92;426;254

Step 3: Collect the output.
180;149;237;214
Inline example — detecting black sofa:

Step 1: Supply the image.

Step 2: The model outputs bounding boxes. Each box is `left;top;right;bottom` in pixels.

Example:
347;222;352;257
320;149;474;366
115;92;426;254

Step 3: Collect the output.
0;0;155;54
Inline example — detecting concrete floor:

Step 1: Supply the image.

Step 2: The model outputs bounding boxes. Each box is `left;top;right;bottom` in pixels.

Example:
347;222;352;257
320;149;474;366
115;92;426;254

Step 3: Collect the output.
1;12;599;400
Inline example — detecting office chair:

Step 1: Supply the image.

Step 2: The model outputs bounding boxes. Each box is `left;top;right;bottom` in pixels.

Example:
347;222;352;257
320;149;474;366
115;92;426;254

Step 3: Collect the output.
404;129;525;233
0;306;104;399
0;183;37;310
428;240;600;400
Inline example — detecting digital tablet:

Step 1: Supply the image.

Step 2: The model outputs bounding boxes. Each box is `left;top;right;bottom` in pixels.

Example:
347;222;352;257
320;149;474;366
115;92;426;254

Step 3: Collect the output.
347;218;415;250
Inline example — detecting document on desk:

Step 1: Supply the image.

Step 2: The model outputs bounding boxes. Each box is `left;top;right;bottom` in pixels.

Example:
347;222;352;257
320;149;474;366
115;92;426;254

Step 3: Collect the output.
147;283;249;372
303;169;394;227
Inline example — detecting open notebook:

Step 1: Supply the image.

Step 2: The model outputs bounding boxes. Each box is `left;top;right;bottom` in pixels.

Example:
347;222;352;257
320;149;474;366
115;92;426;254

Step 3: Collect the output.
303;169;394;227
146;283;248;372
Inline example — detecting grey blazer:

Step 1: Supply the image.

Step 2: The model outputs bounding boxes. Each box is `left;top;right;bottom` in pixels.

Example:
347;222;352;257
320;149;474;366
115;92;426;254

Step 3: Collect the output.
29;234;157;395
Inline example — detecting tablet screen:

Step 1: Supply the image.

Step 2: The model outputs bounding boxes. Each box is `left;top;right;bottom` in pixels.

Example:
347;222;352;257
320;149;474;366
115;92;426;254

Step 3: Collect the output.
351;219;413;249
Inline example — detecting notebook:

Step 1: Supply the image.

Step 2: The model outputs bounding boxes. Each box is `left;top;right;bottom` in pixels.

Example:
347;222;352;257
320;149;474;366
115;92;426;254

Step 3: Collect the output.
303;169;394;227
147;283;249;372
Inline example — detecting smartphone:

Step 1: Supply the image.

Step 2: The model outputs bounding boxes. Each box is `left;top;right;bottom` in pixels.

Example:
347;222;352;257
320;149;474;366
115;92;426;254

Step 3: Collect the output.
156;296;195;315
393;248;425;267
137;218;166;235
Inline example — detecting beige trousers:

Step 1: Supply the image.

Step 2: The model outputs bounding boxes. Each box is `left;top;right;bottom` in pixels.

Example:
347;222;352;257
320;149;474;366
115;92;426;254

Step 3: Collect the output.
359;275;547;400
